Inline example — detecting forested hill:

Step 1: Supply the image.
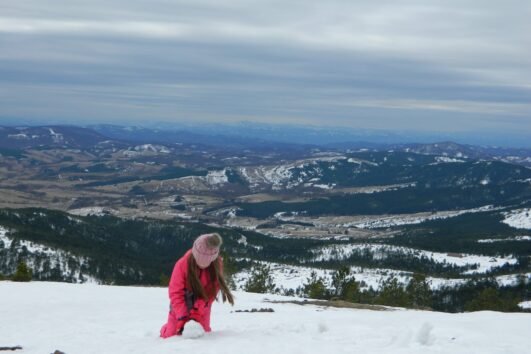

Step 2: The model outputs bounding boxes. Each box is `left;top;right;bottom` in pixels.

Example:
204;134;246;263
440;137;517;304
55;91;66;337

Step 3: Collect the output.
0;208;328;284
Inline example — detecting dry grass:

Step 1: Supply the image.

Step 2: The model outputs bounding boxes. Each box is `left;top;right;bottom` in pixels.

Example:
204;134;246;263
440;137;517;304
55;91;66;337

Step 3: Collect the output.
266;299;393;311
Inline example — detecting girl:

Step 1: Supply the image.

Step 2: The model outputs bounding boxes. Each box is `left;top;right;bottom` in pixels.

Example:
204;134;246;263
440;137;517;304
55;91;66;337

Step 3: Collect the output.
160;233;234;338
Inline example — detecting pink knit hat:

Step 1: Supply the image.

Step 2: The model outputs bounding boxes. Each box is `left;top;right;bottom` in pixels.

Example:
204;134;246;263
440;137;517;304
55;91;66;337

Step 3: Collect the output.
192;233;221;268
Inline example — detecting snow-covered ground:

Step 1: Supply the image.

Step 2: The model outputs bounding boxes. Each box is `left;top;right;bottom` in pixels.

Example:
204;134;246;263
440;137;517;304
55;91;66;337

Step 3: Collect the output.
502;208;531;229
0;281;529;354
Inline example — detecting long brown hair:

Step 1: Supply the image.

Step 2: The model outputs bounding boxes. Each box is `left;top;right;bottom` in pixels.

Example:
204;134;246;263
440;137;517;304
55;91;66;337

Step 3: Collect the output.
186;234;234;305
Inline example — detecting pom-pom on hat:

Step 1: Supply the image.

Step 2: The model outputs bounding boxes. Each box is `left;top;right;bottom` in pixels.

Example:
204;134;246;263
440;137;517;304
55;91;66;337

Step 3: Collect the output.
192;233;221;268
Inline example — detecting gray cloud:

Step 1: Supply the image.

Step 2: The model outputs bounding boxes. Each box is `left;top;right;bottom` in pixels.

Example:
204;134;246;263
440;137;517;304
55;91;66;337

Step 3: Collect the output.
0;0;530;135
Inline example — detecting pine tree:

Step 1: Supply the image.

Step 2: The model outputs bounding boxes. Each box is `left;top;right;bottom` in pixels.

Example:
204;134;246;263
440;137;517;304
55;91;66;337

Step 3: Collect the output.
330;266;350;298
406;273;432;308
376;277;408;307
464;287;519;312
159;273;170;287
220;251;237;290
243;264;276;294
303;271;328;300
330;266;360;301
12;261;32;282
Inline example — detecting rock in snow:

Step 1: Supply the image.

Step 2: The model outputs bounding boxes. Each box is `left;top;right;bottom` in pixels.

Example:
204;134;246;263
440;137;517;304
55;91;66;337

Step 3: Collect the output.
0;281;530;354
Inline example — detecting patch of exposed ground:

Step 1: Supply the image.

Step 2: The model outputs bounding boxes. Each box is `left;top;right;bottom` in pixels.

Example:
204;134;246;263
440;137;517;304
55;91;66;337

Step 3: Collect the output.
266;299;393;311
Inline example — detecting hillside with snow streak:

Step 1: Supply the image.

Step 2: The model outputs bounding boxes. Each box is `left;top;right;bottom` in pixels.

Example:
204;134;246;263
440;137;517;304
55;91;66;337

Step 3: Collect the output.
1;281;530;354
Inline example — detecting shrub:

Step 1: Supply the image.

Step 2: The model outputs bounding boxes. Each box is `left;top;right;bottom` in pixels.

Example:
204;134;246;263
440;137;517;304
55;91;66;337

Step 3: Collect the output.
464;287;520;312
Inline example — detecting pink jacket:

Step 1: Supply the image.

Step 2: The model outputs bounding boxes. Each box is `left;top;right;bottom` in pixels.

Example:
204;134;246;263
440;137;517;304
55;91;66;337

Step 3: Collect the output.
162;249;220;336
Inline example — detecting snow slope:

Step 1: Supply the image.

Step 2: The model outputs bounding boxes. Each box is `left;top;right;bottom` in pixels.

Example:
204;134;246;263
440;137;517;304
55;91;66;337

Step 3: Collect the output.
310;243;517;274
232;260;530;293
1;281;530;354
232;260;411;292
502;208;531;229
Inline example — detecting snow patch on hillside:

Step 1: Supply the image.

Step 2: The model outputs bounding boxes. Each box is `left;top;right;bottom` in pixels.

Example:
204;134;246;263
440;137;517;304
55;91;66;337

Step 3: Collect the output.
433;156;466;164
233;258;422;292
478;236;531;243
68;207;116;216
347;157;378;166
232;259;518;293
309;243;517;274
237;156;375;191
0;226;8;246
233;261;331;291
313;183;335;189
502;208;531;229
495;273;531;287
0;226;97;283
172;170;229;189
48;128;64;143
134;144;171;153
8;133;29;139
235;235;263;251
239;166;294;190
205;169;229;185
353;205;498;229
122;144;171;156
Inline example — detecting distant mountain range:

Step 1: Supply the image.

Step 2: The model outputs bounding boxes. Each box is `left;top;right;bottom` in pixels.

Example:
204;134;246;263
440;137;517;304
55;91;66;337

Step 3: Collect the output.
0;125;112;150
2;124;530;167
121;121;531;148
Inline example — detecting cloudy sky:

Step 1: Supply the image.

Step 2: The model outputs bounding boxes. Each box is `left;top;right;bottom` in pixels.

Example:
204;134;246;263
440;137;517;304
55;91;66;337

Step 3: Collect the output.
0;0;530;137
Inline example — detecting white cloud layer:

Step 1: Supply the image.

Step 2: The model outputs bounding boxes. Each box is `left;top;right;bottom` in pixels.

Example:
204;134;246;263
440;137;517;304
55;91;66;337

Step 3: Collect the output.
0;0;530;134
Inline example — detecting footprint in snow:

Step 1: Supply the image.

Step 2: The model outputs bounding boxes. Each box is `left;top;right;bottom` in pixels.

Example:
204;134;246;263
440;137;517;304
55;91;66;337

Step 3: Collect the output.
416;322;434;346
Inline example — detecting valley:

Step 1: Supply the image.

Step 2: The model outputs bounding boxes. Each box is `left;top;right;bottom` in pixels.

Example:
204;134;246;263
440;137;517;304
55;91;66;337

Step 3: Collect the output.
1;124;530;312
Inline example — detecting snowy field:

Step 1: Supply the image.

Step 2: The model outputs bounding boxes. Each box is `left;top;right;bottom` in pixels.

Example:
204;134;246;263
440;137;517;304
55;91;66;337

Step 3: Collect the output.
1;281;530;354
